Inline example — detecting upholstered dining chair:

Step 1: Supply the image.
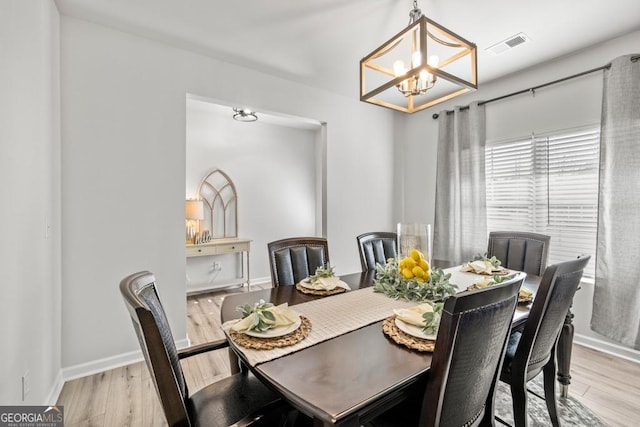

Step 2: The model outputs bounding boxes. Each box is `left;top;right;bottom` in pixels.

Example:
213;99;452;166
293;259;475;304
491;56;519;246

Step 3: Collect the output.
267;237;329;287
487;231;551;276
119;271;294;427
366;272;526;427
356;231;397;271
499;255;590;427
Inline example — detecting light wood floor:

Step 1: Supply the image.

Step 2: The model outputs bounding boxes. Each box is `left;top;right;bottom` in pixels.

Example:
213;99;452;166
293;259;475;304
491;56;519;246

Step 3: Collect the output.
57;284;640;426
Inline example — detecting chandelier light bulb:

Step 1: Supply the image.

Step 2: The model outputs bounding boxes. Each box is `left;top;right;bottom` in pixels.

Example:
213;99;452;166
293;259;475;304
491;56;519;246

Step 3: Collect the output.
428;55;439;67
393;60;406;77
411;51;422;68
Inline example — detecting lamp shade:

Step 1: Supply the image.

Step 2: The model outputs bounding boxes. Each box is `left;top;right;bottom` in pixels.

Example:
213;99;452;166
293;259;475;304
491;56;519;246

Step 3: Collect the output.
185;199;204;220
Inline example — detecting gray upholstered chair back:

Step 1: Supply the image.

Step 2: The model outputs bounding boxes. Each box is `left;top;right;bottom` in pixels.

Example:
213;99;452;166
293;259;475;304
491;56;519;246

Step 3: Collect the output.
499;256;590;427
267;237;329;286
420;272;525;426
120;271;190;426
487;231;550;276
356;232;397;271
512;256;590;377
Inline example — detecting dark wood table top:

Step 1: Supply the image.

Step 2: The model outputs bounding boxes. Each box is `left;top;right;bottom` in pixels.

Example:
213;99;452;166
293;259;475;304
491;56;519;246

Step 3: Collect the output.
220;269;539;426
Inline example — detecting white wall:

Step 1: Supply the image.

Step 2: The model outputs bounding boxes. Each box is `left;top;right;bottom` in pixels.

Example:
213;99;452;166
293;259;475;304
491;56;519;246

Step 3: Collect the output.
0;0;61;404
59;16;396;373
186;99;320;289
402;30;640;362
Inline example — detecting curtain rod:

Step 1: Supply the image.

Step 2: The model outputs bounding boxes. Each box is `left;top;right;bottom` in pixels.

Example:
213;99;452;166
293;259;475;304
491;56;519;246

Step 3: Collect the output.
431;54;640;119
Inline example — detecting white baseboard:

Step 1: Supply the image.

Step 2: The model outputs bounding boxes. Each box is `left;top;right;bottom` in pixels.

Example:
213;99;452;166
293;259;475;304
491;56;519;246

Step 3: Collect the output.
574;333;640;364
186;276;272;295
59;338;190;384
46;370;64;405
188;282;244;295
248;277;271;287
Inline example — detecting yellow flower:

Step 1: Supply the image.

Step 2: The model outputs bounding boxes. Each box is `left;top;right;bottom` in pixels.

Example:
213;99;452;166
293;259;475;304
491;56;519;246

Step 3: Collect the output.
401;268;414;279
402;257;416;269
397;254;430;282
412;266;425;278
410;249;423;262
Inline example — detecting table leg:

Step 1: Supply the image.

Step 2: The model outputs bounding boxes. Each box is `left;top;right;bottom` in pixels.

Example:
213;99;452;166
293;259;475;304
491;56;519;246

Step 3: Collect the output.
557;307;575;398
228;347;241;375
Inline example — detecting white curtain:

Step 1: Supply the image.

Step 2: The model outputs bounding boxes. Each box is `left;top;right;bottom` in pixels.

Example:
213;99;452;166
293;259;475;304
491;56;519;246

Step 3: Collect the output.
591;54;640;349
433;102;487;265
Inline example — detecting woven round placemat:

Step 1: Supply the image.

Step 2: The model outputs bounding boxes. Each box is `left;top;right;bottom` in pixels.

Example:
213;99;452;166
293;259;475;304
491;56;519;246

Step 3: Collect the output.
229;316;312;350
382;316;435;352
295;282;347;296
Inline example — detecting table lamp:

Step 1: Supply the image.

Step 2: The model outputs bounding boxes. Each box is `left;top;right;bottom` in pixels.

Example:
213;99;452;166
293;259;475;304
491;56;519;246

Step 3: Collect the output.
185;199;204;244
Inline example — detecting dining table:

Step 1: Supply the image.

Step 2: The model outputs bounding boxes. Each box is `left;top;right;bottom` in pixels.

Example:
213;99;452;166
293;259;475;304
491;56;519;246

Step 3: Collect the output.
219;267;540;427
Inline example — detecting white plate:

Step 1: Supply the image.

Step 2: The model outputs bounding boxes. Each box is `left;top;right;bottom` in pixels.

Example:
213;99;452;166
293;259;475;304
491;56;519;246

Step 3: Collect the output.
299;280;319;290
299;278;341;290
244;317;302;338
395;318;437;341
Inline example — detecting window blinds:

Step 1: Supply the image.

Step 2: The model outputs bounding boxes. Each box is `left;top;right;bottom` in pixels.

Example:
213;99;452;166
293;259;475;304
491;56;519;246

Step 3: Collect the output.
486;126;600;278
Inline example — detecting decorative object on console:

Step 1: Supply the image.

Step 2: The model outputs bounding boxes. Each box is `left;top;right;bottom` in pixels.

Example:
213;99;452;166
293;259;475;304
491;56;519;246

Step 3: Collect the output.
232;107;258;122
360;0;477;113
185;199;204;244
197;168;238;238
194;230;211;245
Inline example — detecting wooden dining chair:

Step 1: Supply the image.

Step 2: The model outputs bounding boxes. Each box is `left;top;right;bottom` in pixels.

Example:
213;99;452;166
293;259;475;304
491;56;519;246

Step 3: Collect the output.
267;237;329;287
356;231;397;271
366;272;526;427
487;231;551;276
119;271;294;427
499;255;590;427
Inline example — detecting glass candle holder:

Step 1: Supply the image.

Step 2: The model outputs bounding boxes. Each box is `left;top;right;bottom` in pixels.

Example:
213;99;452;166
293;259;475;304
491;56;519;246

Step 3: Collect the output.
397;223;432;266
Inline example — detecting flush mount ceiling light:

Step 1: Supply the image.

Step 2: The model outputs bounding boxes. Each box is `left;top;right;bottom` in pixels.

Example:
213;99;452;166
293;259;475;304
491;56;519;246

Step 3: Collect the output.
232;107;258;122
360;0;477;113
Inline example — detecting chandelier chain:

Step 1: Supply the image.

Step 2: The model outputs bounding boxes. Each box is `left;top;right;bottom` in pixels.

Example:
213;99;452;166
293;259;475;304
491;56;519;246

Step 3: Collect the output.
409;0;422;24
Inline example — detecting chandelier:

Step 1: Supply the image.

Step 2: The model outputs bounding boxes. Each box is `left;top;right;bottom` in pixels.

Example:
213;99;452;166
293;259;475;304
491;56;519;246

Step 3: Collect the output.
360;1;477;113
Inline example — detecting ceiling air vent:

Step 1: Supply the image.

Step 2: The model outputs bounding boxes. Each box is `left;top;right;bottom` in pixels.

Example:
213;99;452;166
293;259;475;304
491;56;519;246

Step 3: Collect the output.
485;32;530;56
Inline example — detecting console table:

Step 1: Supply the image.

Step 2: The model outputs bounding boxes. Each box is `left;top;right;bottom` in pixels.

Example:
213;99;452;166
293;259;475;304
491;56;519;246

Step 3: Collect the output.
186;238;251;292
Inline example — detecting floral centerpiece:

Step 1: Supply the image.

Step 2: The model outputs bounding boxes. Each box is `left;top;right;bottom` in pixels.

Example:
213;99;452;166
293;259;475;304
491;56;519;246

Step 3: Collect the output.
373;249;457;302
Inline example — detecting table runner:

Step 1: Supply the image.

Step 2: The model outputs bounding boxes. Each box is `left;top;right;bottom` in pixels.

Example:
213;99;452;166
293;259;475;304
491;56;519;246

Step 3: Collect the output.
221;267;513;366
222;286;420;366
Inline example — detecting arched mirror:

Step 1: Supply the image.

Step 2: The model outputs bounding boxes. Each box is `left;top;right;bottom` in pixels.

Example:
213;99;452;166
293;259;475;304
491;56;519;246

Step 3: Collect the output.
197;169;238;238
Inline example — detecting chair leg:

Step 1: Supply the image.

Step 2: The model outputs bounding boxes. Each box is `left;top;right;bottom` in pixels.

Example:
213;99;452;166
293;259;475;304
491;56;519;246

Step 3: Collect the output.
510;381;529;427
543;360;560;427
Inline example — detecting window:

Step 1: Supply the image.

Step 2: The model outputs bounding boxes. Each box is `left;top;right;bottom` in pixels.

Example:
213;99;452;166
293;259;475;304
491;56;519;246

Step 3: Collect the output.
485;125;599;278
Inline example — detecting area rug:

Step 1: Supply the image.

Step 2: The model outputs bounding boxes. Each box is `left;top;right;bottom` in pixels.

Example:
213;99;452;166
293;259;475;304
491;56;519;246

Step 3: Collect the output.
494;377;605;426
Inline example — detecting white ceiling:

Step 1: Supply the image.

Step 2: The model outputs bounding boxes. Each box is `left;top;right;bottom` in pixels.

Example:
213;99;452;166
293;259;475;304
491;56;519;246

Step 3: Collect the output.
54;0;640;98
